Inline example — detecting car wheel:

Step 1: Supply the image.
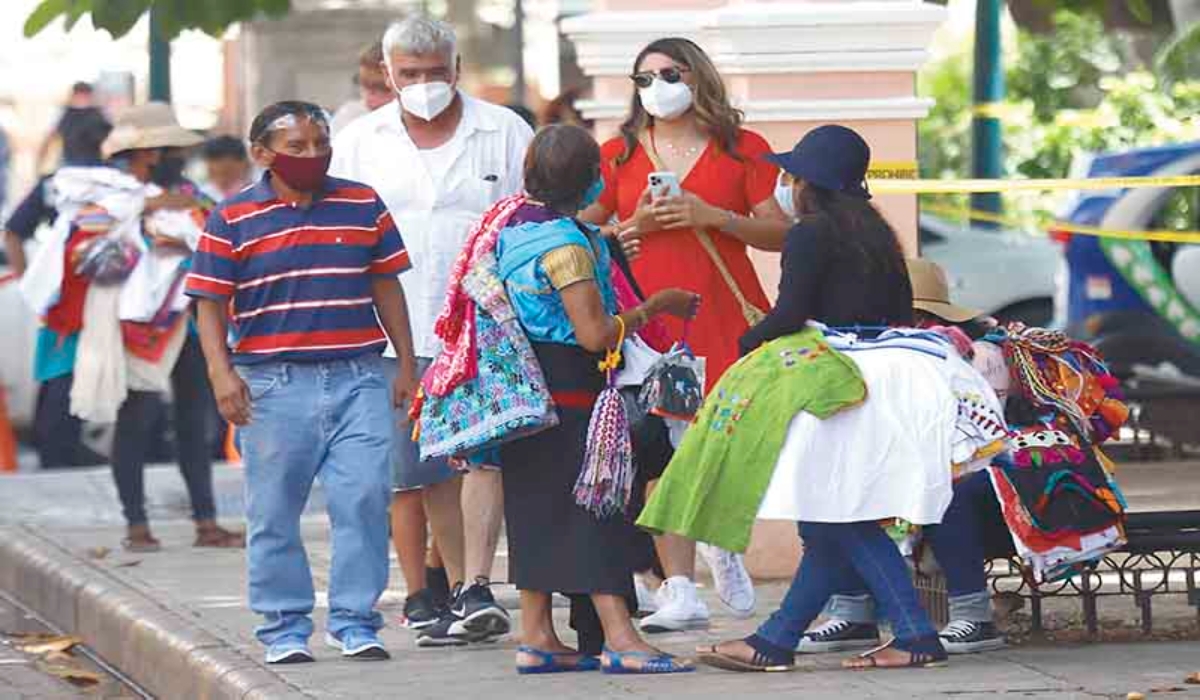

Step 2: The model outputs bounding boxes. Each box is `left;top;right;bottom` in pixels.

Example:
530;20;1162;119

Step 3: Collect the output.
994;299;1054;327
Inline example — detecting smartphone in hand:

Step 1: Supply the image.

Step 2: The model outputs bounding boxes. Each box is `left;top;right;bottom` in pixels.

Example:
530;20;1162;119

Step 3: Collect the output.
648;171;682;201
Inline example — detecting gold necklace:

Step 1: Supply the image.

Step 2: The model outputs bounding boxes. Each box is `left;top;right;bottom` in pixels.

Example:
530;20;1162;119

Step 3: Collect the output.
661;139;701;159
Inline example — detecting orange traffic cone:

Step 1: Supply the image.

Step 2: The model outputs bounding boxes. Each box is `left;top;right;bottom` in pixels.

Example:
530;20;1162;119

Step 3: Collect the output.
224;423;241;466
0;387;18;473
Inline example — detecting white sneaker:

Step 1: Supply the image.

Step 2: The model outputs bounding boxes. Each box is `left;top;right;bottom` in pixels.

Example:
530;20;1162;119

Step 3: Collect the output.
697;542;756;619
635;576;661;615
639;576;710;634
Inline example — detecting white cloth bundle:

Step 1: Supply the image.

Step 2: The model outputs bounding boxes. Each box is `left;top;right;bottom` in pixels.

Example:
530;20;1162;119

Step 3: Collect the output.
19;167;155;315
69;284;126;423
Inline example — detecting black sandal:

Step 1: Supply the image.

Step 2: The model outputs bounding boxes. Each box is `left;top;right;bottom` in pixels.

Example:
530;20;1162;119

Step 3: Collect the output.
697;635;794;673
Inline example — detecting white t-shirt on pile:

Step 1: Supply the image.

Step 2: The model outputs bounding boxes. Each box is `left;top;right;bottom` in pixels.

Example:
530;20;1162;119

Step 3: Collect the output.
757;347;959;525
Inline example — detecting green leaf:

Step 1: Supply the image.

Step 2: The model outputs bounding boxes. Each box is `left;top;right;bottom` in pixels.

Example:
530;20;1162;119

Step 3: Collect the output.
63;0;93;31
25;0;290;41
23;0;71;37
92;0;150;38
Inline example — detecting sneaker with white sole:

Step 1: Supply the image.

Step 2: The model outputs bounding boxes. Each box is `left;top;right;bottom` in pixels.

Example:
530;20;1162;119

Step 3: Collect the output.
938;620;1006;654
447;579;510;642
324;629;390;660
639;576;710;634
697;543;755;618
796;619;880;653
265;638;314;665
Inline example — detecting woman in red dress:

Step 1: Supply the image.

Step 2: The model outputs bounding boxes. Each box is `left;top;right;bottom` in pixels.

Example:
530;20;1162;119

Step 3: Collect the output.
581;36;790;635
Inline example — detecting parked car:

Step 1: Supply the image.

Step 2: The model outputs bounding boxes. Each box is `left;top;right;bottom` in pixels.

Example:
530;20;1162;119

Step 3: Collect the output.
1056;141;1200;448
919;213;1059;326
1056;141;1200;377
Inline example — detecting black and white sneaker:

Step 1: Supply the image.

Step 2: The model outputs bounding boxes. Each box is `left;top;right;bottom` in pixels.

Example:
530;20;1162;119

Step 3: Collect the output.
796;619;880;653
448;579;511;642
938;620;1006;654
401;588;442;630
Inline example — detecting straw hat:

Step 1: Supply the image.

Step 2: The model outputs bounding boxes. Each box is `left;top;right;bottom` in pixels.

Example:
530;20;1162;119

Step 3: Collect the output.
907;257;981;323
101;102;202;159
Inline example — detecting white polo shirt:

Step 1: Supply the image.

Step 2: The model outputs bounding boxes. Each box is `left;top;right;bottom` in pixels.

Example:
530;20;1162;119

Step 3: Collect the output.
331;94;533;358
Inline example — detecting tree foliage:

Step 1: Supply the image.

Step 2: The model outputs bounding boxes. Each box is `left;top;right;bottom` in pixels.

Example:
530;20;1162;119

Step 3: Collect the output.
24;0;291;41
920;10;1200;182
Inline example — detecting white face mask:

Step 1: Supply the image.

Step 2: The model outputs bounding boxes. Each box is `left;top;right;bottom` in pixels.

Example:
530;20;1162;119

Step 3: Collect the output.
638;79;694;120
399;81;455;121
775;178;797;221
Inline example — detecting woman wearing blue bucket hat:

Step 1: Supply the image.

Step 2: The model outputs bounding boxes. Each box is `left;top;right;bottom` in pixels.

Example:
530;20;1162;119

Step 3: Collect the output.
740;124;911;353
696;125;950;673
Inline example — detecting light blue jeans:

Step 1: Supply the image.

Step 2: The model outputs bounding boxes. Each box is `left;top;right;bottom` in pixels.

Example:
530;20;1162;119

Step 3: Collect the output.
237;355;393;646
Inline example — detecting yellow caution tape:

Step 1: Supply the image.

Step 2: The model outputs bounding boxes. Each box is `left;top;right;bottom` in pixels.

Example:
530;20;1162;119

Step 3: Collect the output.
970;102;1012;120
867;161;919;180
921;202;1200;243
874;173;1200;195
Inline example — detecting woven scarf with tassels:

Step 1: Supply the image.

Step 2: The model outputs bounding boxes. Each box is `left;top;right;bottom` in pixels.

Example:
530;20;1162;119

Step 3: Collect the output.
423;194;527;398
574;316;635;518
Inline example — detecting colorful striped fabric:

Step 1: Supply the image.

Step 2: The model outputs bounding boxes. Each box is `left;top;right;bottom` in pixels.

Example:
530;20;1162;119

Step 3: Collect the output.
185;174;410;364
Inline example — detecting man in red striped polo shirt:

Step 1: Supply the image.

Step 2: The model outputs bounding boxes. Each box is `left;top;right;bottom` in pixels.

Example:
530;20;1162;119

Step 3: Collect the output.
186;101;417;665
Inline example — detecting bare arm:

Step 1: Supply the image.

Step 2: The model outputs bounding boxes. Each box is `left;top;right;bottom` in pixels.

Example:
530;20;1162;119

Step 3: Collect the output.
560;280;698;354
653;192;789;252
3;231;27;276
195;298;252;426
370;276;418;407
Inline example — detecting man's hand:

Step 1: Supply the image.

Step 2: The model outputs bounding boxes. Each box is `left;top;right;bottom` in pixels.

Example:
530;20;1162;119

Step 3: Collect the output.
211;367;252;426
393;356;419;410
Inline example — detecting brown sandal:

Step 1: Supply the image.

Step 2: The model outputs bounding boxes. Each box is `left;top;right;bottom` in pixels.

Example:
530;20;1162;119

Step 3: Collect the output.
194;522;246;549
696;639;794;673
842;640;947;670
122;524;162;553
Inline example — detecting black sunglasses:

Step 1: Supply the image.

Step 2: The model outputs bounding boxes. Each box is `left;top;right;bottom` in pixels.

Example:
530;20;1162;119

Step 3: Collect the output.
630;66;690;89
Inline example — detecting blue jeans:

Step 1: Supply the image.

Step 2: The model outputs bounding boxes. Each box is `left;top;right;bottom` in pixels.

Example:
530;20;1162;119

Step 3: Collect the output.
756;522;941;655
825;471;1001;624
237;355;393;646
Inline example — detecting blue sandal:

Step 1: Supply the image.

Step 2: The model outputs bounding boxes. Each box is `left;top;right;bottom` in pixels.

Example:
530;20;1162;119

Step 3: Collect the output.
601;646;695;675
516;646;601;675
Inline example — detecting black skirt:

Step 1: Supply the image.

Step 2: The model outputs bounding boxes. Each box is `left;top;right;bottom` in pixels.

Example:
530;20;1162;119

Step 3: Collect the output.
501;342;644;597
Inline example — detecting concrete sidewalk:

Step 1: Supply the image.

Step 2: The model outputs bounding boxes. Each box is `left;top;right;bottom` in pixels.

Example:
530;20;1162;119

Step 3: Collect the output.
1;463;1199;699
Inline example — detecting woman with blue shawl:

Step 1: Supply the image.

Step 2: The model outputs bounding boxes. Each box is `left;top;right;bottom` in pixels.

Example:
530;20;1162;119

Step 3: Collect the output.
497;125;698;675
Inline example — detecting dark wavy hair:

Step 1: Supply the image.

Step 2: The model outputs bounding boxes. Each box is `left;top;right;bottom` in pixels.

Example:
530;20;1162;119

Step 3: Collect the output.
796;183;910;286
524;124;601;213
615;38;743;166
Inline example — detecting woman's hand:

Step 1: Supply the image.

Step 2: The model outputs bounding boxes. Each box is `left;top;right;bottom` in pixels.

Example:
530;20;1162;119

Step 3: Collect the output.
631;187;665;235
149;233;191;253
616;221;642;260
145;191;200;213
653;191;725;231
649;289;701;320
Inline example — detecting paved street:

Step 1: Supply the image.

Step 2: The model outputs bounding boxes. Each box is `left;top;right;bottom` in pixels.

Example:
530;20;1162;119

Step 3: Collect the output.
0;461;1198;699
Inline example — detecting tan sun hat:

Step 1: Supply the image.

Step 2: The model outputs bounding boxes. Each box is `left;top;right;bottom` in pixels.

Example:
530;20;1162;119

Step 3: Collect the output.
101;102;203;159
906;257;981;323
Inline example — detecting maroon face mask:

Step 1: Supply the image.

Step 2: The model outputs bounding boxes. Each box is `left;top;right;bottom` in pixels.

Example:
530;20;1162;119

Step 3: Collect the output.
269;150;331;192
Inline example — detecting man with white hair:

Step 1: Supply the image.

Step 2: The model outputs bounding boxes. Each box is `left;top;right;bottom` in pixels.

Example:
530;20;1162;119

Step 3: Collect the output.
331;16;533;647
